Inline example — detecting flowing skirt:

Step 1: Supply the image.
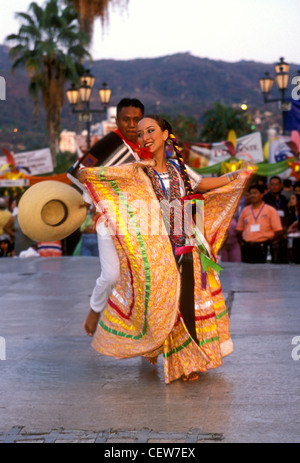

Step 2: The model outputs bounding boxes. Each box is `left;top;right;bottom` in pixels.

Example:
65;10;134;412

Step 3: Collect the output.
79;161;253;383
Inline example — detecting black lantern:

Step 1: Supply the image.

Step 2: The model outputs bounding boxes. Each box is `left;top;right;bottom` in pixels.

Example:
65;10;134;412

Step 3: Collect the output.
66;70;112;150
259;57;291;134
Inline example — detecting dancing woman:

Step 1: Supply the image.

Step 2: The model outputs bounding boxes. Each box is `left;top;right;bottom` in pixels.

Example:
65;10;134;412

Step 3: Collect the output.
79;115;253;383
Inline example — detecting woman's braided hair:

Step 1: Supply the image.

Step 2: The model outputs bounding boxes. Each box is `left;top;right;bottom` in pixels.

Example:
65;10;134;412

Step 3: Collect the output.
144;114;194;196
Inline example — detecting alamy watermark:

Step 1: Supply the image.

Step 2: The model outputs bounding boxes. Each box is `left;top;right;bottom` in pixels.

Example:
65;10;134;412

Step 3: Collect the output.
94;196;205;240
0;336;6;360
0;76;6;100
0;73;300;102
291;76;300;101
291;336;300;361
0;74;300;102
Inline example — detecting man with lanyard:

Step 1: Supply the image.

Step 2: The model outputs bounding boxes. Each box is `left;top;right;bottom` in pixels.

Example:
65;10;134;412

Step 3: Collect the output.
236;184;283;263
263;176;289;263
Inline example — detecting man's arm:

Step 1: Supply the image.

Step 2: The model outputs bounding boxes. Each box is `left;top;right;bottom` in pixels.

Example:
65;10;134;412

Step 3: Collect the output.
236;229;244;245
269;208;284;240
3;216;15;239
273;229;283;240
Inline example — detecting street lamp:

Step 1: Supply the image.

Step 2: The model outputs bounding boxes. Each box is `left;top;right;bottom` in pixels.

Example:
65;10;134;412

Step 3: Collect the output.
66;70;112;150
259;57;291;135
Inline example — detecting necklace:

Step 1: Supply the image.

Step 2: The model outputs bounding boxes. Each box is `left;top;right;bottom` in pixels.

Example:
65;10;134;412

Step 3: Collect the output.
155;171;170;201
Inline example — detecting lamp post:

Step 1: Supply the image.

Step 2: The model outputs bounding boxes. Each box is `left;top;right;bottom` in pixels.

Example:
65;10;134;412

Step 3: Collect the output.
259;57;291;135
66;69;112;151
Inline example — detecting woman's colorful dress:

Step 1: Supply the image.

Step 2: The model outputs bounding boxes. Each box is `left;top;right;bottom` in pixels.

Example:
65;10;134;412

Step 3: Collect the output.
80;160;253;383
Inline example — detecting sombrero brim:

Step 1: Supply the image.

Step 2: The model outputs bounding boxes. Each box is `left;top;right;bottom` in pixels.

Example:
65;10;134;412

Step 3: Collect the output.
18;180;87;242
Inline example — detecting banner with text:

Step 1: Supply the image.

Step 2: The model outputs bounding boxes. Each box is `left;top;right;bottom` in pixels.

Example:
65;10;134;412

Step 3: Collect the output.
189;132;264;166
0;148;53;175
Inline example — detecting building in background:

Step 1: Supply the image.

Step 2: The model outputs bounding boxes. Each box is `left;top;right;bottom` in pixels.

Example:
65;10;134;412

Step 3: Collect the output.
59;107;117;155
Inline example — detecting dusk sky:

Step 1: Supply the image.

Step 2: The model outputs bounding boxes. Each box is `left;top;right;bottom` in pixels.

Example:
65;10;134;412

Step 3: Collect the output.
0;0;299;65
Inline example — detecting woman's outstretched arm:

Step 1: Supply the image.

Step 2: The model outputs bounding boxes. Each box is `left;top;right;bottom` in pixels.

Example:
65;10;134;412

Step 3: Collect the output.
197;172;238;191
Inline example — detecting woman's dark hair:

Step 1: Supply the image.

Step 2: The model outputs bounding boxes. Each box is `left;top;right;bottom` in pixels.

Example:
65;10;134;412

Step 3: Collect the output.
289;192;300;208
143;114;172;135
143;114;194;196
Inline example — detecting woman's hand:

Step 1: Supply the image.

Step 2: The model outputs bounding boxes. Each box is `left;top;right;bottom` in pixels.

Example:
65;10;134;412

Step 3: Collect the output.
288;221;299;233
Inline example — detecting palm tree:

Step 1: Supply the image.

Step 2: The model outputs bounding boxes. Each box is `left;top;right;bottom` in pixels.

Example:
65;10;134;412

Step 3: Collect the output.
67;0;129;39
6;0;91;166
200;102;254;143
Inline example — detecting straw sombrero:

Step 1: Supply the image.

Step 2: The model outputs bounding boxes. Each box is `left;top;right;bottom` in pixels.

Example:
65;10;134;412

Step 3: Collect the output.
18;180;87;242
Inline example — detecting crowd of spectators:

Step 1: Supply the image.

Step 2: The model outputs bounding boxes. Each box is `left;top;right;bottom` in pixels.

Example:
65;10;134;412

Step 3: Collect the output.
0;192;68;258
0;194;40;257
1;176;300;264
221;177;300;264
0;191;99;259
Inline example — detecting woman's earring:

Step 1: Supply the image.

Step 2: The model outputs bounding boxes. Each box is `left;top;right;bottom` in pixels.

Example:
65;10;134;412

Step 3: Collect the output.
166;139;172;146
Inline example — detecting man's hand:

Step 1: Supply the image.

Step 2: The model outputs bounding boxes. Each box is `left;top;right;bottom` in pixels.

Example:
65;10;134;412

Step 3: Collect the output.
76;169;88;184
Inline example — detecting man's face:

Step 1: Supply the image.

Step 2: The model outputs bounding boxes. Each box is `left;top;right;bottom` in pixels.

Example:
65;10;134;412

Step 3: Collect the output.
116;106;144;143
269;178;282;194
250;188;263;205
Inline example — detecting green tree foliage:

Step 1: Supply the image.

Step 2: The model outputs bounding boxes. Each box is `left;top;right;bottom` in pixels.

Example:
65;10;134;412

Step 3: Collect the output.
54;150;78;174
200;102;255;142
160;113;200;144
6;0;91;166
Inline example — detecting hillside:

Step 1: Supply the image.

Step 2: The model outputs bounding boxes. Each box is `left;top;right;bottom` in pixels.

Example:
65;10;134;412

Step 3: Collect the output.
1;44;299;152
